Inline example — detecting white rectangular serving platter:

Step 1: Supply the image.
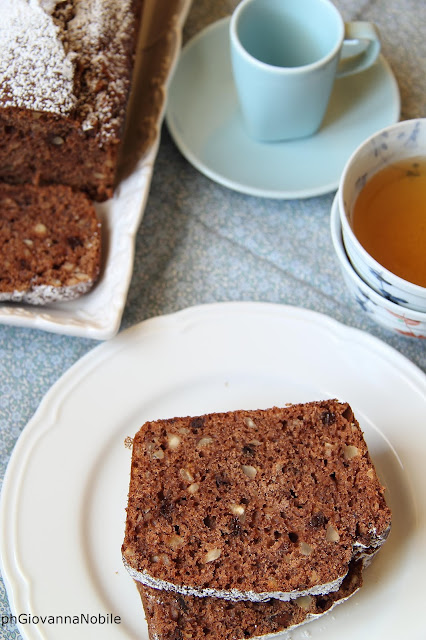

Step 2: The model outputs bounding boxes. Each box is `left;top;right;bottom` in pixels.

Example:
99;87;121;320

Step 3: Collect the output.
0;0;193;340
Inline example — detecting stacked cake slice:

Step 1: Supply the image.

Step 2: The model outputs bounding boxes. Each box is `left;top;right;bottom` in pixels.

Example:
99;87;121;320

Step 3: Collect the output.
122;399;391;639
0;184;101;304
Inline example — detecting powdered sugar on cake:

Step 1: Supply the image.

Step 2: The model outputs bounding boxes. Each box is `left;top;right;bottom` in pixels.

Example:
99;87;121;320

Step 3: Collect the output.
0;0;138;142
0;0;76;114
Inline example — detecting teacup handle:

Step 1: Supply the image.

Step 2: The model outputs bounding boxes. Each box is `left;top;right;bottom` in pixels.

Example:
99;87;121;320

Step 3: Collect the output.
337;21;381;77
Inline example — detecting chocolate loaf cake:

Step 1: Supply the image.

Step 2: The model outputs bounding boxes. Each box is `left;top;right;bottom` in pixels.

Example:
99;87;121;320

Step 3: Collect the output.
0;183;101;304
0;0;143;201
138;560;363;640
122;400;391;602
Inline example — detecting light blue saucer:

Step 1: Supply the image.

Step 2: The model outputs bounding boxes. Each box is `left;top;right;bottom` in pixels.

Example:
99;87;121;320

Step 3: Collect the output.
166;17;400;199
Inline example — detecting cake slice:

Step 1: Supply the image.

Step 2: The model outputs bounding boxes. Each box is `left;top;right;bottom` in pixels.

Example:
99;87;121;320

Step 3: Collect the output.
0;183;101;304
137;560;363;640
122;400;391;602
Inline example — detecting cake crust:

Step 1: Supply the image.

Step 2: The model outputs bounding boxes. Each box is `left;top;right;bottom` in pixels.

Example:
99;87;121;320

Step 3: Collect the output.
122;400;391;602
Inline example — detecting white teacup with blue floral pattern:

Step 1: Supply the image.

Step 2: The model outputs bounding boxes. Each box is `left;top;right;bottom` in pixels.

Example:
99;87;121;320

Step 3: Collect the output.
338;119;426;313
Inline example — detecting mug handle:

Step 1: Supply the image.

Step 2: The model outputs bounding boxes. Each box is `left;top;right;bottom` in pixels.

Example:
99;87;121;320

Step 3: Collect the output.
337;21;381;77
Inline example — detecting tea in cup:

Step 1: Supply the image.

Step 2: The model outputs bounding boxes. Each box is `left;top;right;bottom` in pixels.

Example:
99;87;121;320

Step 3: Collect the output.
339;118;426;312
229;0;381;142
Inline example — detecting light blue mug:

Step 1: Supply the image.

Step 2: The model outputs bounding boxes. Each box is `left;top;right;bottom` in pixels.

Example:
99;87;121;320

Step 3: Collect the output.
230;0;381;142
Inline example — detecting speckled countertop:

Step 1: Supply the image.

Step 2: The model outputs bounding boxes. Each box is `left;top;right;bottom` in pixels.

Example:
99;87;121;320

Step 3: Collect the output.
1;1;425;638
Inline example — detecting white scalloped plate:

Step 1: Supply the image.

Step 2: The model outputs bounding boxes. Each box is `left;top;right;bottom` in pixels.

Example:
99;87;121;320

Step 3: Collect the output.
0;0;192;340
1;302;425;639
